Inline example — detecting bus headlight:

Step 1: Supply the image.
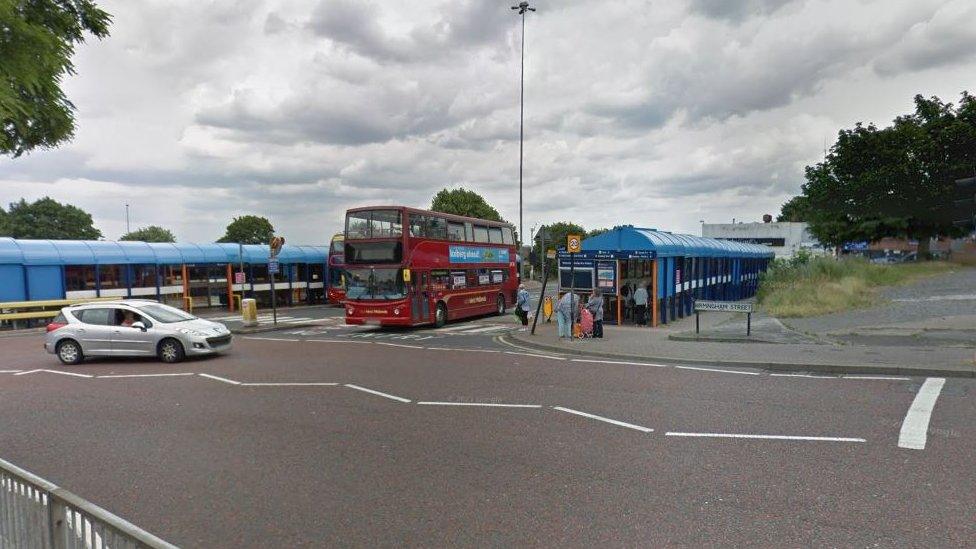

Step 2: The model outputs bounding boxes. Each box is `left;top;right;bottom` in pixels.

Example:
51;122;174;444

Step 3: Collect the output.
346;307;354;315
393;308;400;316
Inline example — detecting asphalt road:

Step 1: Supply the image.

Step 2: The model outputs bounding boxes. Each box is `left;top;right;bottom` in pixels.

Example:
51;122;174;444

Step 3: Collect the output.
1;324;973;547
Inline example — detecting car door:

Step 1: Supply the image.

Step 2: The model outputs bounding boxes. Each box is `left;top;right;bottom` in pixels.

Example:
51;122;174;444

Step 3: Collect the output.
74;308;115;355
110;308;157;355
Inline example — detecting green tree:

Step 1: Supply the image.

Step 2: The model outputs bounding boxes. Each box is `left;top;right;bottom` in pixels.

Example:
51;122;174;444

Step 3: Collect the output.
216;215;275;245
587;227;610;238
0;205;8;235
776;195;810;222
430;187;504;222
799;92;976;256
120;225;175;243
3;197;102;239
1;0;112;157
532;221;587;276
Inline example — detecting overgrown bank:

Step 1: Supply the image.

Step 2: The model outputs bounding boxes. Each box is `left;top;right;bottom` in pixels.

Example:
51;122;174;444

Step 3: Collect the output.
757;254;956;317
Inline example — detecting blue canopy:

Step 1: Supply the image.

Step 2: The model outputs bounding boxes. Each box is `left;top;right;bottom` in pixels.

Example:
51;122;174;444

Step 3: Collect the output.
0;238;328;266
582;226;774;258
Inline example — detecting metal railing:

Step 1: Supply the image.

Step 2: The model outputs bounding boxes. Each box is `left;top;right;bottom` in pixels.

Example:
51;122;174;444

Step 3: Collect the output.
0;457;177;549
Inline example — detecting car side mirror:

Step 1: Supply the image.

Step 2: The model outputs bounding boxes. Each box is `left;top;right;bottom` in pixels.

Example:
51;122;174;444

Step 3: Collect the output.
131;321;147;332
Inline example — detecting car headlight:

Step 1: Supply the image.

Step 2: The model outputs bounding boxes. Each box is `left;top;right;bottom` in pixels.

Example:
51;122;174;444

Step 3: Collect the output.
179;329;208;337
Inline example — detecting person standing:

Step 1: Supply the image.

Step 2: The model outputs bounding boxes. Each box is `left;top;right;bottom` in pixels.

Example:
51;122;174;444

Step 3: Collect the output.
586;289;604;338
556;291;578;339
632;282;648;326
515;284;531;331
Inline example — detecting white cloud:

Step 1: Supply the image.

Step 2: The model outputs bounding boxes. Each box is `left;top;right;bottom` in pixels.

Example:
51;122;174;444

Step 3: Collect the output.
1;0;974;244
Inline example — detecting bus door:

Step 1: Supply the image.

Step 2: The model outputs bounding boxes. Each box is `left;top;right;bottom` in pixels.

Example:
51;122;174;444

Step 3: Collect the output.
411;271;431;323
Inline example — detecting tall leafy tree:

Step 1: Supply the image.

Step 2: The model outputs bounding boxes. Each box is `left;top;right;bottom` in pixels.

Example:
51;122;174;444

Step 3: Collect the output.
3;197;102;239
798;92;976;255
532;221;587;276
120;225;176;243
216;215;275;245
0;0;112;157
0;205;8;235
776;195;810;222
430;188;504;222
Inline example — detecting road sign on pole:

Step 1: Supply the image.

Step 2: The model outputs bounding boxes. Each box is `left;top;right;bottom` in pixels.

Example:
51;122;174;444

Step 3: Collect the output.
567;234;581;253
234;271;245;285
268;260;279;275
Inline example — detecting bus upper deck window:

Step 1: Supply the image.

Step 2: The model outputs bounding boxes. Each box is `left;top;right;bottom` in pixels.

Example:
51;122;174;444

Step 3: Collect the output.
473;225;489;243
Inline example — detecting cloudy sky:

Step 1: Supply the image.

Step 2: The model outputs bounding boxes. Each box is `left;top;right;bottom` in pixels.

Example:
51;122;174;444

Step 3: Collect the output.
1;0;974;244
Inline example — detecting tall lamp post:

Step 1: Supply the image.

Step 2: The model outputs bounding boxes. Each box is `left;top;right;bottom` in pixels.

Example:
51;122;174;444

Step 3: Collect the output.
511;1;535;278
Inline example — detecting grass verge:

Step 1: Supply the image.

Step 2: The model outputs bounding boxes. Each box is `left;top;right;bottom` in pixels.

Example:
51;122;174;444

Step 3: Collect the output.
757;257;956;318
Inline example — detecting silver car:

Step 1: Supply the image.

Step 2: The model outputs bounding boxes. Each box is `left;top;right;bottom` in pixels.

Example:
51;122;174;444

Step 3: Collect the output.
44;300;233;365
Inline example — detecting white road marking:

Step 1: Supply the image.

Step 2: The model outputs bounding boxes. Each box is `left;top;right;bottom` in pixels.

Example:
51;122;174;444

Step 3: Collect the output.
505;351;565;360
97;373;195;378
432;324;483;332
417;402;542;408
665;432;865;442
43;369;93;378
675;365;759;376
844;375;911;381
374;342;424;349
241;382;339;386
570;359;667;367
455;325;511;334
898;377;946;450
14;369;92;378
282;318;314;323
241;337;300;342
344;384;411;403
197;373;241;385
770;373;835;379
552;406;654;433
0;370;23;373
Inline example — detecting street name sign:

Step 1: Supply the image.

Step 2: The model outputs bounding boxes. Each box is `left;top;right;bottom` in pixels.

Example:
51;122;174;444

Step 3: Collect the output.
695;301;753;313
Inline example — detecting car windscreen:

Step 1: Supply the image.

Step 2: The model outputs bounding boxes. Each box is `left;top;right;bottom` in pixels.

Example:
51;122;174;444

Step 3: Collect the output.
136;303;197;323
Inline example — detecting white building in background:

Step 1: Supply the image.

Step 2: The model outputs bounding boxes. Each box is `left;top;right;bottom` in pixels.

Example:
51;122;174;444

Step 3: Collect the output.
702;219;823;259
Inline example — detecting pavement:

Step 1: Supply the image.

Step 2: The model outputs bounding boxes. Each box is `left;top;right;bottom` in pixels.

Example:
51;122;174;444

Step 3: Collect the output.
0;329;972;547
508;315;976;378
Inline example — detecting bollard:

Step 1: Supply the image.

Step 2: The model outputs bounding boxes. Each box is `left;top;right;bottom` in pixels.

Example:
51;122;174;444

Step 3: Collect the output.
241;298;258;327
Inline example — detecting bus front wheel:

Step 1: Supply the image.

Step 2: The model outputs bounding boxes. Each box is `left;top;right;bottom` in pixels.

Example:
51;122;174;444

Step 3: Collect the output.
435;303;448;328
495;294;506;315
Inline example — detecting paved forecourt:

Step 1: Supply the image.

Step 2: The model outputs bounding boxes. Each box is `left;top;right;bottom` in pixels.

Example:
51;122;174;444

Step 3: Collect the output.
0;332;972;546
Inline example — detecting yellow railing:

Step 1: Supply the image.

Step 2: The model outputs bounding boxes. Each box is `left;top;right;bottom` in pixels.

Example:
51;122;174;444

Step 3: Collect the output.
0;297;119;322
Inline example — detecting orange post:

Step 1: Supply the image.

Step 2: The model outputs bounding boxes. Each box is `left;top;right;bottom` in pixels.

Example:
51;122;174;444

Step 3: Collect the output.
181;265;190;310
651;259;659;327
226;263;234;312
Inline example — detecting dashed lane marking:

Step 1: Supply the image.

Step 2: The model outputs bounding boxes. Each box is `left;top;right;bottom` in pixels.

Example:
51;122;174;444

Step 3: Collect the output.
374;342;424;349
552;406;654;433
344;384;411;403
197;373;241;385
417;402;542;408
241;382;339;387
504;351;565;360
570;358;667;367
898;377;946;450
98;372;195;378
675;365;759;376
666;432;865;443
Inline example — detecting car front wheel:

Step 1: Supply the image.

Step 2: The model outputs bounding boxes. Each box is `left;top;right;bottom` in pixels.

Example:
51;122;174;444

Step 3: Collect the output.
158;338;185;364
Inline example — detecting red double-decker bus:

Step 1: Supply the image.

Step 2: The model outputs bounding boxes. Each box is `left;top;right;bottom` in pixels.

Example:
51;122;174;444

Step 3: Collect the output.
342;206;519;327
326;233;345;304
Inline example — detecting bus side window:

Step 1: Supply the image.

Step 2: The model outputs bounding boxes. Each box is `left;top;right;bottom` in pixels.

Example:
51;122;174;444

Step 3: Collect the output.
448;222;465;241
473;225;489;243
464;223;474;242
488;227;503;244
427;217;448;240
502;227;514;245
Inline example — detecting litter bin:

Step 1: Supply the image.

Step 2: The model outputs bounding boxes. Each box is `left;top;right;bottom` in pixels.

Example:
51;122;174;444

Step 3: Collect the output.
241;298;258;327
